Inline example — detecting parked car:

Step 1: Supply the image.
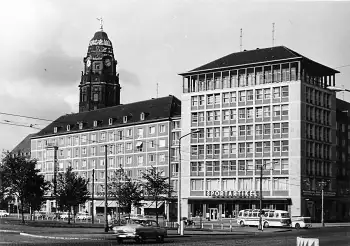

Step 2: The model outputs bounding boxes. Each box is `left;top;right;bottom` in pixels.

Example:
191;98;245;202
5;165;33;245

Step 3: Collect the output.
60;212;70;219
291;216;312;229
0;210;9;217
76;212;92;220
34;211;47;219
112;219;167;244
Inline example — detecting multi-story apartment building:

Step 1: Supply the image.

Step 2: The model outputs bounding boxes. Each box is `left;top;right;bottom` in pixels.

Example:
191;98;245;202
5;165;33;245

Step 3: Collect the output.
30;96;181;215
179;46;342;222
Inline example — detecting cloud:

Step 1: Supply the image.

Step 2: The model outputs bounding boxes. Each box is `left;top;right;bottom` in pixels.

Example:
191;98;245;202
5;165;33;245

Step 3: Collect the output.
3;45;81;87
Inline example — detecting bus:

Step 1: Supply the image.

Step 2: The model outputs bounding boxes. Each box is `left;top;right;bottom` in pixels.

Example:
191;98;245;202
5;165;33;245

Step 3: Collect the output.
237;209;291;228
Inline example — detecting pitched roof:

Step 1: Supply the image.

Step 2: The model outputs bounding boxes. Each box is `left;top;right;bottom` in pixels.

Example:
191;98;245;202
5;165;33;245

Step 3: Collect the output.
11;133;37;154
33;95;181;138
180;46;338;75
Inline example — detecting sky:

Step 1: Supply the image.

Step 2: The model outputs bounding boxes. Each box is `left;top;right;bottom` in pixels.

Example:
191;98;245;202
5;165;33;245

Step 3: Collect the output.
1;0;350;152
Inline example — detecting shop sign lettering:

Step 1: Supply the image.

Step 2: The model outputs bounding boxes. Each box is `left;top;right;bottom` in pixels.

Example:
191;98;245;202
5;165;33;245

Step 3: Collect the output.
206;190;260;198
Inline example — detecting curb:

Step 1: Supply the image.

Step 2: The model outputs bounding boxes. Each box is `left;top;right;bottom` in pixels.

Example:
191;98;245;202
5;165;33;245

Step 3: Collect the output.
19;232;104;241
0;229;21;233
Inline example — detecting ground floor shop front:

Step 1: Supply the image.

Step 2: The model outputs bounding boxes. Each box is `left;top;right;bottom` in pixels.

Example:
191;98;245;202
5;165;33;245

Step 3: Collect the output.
187;198;291;221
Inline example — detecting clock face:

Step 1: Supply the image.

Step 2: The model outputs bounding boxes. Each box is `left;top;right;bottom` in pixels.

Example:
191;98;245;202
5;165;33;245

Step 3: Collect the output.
104;58;111;67
86;59;91;67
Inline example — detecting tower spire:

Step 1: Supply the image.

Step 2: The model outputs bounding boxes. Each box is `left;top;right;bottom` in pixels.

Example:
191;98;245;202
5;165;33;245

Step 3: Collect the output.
97;17;104;31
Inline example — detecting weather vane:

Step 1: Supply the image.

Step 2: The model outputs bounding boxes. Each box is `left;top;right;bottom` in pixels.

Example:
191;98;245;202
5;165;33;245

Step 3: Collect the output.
97;17;103;31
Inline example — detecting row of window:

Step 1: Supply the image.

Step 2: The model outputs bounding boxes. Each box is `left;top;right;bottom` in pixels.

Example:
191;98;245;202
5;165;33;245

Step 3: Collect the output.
190;177;289;191
305;124;332;142
191;123;289;140
184;65;297;93
305;159;332;177
305;141;331;160
36;124;170;149
191;105;289;123
190;158;288;174
305;106;331;125
191;141;289;156
305;87;332;108
191;86;289;106
37;153;169;172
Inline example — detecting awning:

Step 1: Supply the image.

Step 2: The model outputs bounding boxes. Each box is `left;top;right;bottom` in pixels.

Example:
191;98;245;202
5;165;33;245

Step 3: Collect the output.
136;141;143;147
96;201;118;207
143;201;164;209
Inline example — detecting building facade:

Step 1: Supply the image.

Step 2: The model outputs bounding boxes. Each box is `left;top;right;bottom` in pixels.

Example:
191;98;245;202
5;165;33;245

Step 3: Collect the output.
31;96;181;215
179;46;343;222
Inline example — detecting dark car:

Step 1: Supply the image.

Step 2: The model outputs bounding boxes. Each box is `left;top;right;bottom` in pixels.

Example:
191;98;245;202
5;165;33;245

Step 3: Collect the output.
112;219;167;244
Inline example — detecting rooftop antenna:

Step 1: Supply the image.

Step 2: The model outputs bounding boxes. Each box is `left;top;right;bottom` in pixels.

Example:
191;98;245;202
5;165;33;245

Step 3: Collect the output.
272;22;275;47
240;28;243;52
156;83;159;98
97;17;104;31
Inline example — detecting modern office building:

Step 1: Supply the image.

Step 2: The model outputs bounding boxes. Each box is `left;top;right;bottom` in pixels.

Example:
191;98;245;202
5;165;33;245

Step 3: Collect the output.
179;46;344;222
29;26;181;216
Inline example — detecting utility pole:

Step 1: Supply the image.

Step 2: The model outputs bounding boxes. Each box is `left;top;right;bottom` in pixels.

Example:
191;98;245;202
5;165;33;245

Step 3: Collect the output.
258;164;263;231
92;168;95;224
104;144;108;232
318;180;328;227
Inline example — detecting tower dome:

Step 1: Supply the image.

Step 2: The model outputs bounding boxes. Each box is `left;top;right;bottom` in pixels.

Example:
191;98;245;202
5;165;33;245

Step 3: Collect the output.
87;30;116;62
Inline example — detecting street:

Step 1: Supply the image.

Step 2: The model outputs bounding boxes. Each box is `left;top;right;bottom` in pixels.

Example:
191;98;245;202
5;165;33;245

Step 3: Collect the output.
1;227;350;245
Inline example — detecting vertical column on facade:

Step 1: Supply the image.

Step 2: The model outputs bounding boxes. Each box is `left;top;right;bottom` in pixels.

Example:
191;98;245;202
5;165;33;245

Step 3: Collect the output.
235;204;239;216
262;66;265;84
229;70;231;88
236;69;239;87
270;64;273;83
182;77;185;93
197;74;200;92
220;71;223;89
298;61;301;81
189;75;192;93
204;73;207;91
279;64;282;83
218;204;222;220
245;68;247;86
333;75;336;86
203;203;207;220
253;66;256;85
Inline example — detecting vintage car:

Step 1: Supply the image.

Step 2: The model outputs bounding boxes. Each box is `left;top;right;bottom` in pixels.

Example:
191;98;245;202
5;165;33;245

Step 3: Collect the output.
291;216;312;229
112;219;167;244
0;210;9;217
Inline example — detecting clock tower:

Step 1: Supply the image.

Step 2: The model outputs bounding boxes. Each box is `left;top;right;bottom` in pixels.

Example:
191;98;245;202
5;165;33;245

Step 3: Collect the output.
79;23;121;112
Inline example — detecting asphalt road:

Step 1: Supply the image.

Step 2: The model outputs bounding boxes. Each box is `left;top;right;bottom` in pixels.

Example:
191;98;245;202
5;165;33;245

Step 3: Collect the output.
1;227;350;246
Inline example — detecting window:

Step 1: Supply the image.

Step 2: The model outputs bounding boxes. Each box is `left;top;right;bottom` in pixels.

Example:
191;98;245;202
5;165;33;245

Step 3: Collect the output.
159;154;166;162
263;106;270;117
149;126;155;134
100;159;105;166
214;94;220;104
126;143;132;151
199;95;205;106
246;108;253;119
246;143;253;153
214;111;220;121
149;154;155;162
256;107;262;118
273;87;280;99
149;140;155;148
246;125;252;136
137;156;143;165
159;125;165;133
207;95;214;105
91;147;96;156
191;179;204;191
247;90;253;101
273;159;280;170
79;122;83;129
229;143;236;154
273;141;281;152
54;127;57;133
136;141;143;151
281;105;288;116
222;127;230;137
198;112;204;122
273;123;281;134
263;142;271;153
230;126;237;137
108;118;113;125
239;108;245;119
256;142;262;153
126;156;132;164
123;116;128;123
239;91;246;102
137;128;144;138
239;126;245;136
230;109;237;120
282;123;288;134
263;88;271;99
273;178;288;190
273;105;281;117
222;144;229;155
82;147;87;155
281;159;288;170
239;143;245;154
282;140;289;152
82;160;87;167
263;124;271;135
93;93;99;101
223;93;229;104
223;110;230;121
230;92;237;103
256;89;263;100
67;125;70;131
238;178;253;190
281;86;289;97
126;129;132;137
100;132;106;141
256;124;263;136
191;96;198;106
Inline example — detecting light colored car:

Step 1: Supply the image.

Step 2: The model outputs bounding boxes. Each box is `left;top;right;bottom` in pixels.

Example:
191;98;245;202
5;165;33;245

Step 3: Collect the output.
60;212;70;219
0;210;9;217
112;219;167;244
291;216;312;229
76;212;92;220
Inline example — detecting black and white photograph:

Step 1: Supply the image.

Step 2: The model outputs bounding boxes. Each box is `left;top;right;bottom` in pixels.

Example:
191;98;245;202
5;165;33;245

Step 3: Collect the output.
1;0;350;245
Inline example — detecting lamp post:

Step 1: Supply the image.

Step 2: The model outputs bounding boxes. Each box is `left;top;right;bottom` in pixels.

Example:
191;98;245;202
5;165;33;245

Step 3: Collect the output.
318;180;329;227
178;129;201;236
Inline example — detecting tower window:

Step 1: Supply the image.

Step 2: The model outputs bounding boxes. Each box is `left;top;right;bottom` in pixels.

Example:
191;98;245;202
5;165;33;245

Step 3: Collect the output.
93;93;99;102
140;112;145;121
123;116;128;123
67;125;71;131
54;127;57;133
93;121;98;127
109;118;113;126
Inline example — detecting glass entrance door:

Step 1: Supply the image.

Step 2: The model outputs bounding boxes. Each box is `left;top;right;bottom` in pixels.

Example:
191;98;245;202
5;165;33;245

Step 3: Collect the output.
210;208;218;221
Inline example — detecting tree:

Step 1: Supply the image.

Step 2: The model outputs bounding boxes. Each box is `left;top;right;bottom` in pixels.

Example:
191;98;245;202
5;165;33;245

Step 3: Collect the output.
142;167;173;224
56;166;90;224
0;152;49;223
108;168;143;221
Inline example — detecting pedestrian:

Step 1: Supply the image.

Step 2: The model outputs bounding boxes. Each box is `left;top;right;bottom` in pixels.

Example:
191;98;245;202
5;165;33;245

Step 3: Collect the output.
107;213;112;229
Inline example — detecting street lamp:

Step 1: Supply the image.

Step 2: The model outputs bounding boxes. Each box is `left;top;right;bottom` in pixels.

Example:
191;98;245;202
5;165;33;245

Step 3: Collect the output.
318;180;329;227
178;129;201;236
